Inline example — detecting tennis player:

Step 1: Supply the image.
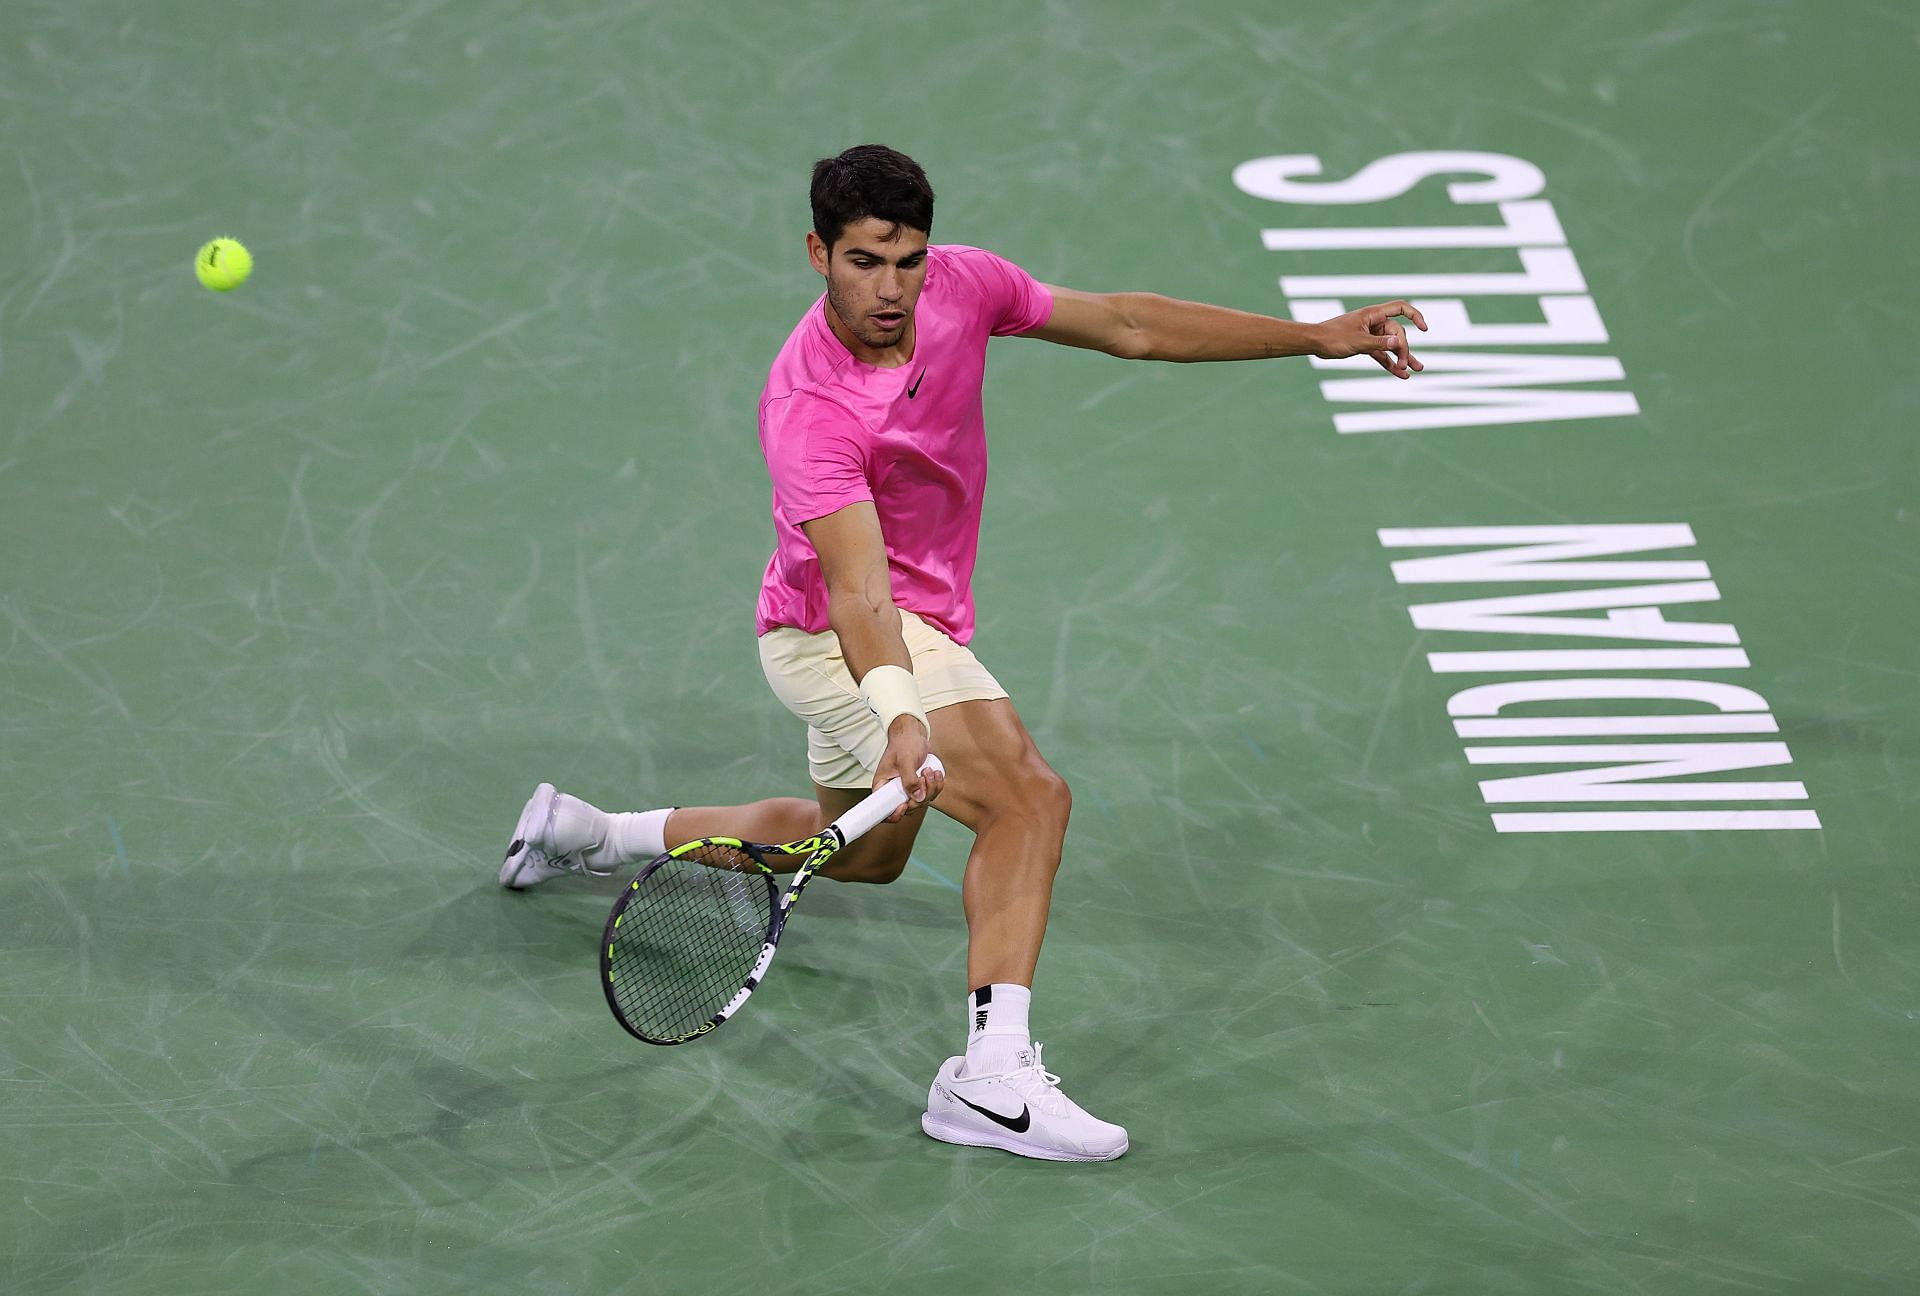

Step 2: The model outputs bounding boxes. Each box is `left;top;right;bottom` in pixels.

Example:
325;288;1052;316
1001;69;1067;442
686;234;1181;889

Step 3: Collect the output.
501;145;1424;1162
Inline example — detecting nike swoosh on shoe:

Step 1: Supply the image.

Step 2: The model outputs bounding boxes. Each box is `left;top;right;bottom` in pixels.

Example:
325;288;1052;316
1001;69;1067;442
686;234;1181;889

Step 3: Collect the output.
953;1092;1031;1133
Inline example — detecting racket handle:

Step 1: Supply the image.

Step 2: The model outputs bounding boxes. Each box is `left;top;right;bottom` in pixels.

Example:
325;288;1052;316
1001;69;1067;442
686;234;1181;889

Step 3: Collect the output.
830;754;945;846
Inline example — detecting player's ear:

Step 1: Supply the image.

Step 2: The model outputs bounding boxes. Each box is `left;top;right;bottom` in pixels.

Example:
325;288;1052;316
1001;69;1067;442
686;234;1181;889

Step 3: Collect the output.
806;231;830;276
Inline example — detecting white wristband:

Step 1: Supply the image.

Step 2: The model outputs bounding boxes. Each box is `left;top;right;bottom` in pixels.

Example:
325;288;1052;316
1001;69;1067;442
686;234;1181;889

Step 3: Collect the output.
859;664;928;734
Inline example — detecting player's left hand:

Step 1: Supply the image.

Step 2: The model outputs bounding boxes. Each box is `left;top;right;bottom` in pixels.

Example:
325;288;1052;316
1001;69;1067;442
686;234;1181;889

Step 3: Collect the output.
1313;300;1428;379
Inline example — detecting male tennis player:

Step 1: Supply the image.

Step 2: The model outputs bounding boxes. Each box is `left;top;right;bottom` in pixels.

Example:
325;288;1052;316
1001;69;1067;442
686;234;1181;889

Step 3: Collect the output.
501;145;1423;1162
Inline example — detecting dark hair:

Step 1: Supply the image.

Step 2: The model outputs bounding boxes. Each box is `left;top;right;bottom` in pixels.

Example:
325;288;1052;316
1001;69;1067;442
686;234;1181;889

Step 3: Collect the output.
810;145;934;250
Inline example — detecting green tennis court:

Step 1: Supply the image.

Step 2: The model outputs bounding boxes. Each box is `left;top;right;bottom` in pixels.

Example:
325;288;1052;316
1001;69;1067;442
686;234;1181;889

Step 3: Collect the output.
5;2;1915;1291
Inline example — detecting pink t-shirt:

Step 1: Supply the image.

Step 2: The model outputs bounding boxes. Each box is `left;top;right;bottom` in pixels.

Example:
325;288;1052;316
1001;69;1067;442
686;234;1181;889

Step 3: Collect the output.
754;245;1054;645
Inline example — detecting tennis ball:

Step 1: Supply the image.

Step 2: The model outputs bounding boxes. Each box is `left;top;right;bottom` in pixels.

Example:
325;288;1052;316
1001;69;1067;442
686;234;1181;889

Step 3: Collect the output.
195;237;252;292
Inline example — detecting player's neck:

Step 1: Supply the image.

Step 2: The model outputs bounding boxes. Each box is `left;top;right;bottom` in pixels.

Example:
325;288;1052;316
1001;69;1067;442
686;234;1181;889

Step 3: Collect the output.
821;299;916;369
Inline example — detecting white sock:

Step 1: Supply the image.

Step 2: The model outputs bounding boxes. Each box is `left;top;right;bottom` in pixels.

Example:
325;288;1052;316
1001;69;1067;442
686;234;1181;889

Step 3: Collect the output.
598;806;674;866
961;983;1032;1076
552;794;673;868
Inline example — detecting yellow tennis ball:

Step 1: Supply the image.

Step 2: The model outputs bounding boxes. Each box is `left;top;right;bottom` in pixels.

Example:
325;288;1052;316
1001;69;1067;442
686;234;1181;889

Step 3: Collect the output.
195;237;252;292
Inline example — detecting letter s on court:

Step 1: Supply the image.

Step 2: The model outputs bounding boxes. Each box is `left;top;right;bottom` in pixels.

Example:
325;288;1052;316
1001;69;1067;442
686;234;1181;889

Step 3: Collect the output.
1232;151;1546;206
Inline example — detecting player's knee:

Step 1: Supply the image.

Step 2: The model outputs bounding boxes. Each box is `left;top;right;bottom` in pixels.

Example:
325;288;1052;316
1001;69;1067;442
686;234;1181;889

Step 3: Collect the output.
994;761;1071;838
1034;765;1072;829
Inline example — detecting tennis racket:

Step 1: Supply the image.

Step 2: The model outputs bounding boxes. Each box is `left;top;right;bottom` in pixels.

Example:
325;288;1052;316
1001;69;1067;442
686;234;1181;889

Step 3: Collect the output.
601;755;944;1045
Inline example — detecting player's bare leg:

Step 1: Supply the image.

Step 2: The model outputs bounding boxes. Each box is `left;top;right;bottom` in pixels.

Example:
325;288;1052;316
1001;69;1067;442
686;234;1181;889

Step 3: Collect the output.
920;698;1069;987
661;800;820;851
912;696;1125;1161
644;782;931;879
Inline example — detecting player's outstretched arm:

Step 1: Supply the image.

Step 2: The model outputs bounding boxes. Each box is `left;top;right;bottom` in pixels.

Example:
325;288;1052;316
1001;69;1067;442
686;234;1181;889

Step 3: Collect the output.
1026;285;1427;379
799;503;943;816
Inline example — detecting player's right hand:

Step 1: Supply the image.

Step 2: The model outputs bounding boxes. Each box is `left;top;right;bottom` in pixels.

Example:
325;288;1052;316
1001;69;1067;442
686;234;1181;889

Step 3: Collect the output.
876;717;943;820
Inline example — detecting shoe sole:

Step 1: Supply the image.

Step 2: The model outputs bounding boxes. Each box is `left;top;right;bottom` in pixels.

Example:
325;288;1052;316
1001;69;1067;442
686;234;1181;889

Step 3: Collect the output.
920;1113;1127;1162
499;783;557;888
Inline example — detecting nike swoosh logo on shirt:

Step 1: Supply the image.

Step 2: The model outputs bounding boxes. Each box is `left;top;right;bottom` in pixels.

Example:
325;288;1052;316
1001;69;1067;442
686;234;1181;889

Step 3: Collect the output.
953;1092;1031;1133
907;369;927;399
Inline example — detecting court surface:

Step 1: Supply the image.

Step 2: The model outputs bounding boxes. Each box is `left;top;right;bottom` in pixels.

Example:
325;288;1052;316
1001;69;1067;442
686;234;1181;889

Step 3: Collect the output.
4;2;1916;1292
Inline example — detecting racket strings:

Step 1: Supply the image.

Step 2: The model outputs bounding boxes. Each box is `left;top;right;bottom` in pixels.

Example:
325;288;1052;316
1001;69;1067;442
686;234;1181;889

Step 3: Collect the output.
605;843;776;1041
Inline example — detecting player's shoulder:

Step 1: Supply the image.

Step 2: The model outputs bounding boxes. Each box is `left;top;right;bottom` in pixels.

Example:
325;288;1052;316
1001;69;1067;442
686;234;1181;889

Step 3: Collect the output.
927;245;1049;338
929;243;1025;279
927;244;1041;308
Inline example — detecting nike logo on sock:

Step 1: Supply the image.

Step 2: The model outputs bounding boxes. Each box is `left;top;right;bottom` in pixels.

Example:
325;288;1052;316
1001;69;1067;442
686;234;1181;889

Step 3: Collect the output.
907;369;927;399
953;1092;1031;1133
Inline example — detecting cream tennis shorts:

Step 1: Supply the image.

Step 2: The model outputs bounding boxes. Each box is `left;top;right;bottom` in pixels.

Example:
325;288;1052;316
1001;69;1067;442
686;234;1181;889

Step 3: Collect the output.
757;609;1009;789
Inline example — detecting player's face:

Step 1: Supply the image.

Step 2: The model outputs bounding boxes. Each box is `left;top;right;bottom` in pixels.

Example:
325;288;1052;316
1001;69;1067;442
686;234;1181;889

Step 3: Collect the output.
809;218;930;361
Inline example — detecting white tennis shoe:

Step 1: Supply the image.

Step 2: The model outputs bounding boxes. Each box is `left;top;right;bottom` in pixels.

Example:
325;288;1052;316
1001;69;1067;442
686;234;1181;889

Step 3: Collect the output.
498;783;611;889
922;1044;1128;1162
